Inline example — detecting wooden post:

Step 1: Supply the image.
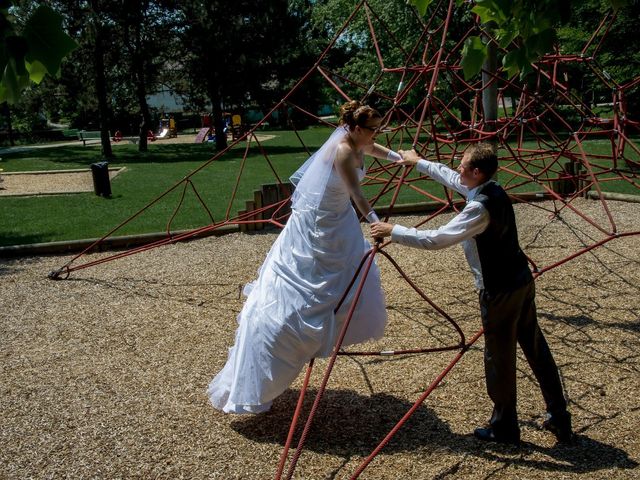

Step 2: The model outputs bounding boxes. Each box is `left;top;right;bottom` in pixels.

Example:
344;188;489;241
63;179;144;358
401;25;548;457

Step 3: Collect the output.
245;200;255;232
238;209;247;232
576;162;587;197
262;184;279;221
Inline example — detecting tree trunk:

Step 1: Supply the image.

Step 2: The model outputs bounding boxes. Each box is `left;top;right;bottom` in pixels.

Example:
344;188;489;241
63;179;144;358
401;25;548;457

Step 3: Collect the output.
209;89;227;151
135;73;151;151
92;14;113;158
132;16;151;152
459;93;472;123
481;27;498;140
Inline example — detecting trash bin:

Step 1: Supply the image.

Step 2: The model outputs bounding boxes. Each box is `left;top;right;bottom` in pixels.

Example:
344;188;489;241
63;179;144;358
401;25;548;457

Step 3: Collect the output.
90;161;111;197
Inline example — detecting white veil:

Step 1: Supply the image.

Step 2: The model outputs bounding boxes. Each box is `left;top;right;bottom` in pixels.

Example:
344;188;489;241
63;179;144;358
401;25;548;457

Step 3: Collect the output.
289;125;348;210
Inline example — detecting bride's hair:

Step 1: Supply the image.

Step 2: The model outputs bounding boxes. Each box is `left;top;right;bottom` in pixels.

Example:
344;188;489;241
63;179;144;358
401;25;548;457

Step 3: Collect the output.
339;100;381;129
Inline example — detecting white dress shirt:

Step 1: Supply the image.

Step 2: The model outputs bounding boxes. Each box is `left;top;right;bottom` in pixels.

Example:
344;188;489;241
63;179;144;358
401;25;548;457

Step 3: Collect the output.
391;159;492;290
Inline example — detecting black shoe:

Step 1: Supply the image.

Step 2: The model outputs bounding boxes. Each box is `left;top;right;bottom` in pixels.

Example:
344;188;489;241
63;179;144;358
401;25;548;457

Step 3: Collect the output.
473;426;520;446
542;412;575;444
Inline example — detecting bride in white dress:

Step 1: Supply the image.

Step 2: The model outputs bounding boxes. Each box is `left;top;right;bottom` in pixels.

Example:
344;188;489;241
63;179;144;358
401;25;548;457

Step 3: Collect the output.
208;101;402;414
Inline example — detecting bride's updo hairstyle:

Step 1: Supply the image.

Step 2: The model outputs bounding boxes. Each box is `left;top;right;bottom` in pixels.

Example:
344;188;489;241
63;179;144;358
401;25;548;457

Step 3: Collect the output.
339;100;381;130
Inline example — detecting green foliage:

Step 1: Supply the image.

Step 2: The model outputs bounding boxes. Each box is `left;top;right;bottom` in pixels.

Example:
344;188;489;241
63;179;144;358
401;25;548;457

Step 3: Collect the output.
461;36;487;79
179;1;304;111
0;3;77;103
308;0;426;111
408;0;434;17
410;0;468;17
3;86;46;137
410;0;630;80
469;0;565;79
608;0;628;9
557;0;640;113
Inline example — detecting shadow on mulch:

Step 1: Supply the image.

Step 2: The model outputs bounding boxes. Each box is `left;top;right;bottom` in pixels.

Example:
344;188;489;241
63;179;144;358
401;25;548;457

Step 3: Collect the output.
472;435;638;475
0;256;43;276
231;389;638;475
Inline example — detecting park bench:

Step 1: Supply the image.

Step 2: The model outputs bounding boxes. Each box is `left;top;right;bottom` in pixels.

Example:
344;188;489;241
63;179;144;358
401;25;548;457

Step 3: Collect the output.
78;130;106;146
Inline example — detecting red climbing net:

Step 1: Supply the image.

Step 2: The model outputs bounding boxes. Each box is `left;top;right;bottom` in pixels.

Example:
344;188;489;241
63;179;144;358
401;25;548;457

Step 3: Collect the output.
50;1;639;478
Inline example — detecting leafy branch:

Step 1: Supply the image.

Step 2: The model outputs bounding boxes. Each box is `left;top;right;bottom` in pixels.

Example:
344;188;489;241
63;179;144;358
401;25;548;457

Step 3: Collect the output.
0;3;77;103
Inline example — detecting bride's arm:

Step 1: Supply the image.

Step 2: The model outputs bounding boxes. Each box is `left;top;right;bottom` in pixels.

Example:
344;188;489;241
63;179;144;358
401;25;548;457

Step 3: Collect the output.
335;145;377;221
363;143;402;162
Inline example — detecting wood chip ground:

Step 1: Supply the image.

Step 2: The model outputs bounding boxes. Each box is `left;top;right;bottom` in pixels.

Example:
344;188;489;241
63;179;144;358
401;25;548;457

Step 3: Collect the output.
1;198;639;479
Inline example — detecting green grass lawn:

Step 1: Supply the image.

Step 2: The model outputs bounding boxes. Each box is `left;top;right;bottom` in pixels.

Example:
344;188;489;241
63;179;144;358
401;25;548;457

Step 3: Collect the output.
0;128;332;246
1;128;638;247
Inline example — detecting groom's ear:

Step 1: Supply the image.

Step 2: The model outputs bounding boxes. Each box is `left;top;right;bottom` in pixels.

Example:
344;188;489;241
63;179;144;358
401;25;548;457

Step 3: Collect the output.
474;168;488;182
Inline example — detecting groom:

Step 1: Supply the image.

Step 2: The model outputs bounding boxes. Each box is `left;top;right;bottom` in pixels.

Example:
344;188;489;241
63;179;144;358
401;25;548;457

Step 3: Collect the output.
371;144;573;446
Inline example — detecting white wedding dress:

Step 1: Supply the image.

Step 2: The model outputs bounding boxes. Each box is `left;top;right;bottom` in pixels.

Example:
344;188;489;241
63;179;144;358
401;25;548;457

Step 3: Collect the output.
207;134;387;414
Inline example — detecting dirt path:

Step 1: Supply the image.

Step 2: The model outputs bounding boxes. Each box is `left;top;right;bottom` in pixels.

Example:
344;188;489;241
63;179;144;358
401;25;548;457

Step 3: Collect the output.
0;168;125;197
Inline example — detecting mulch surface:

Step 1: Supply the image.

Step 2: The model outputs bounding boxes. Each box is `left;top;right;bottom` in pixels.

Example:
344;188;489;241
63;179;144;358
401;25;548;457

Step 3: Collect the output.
0;169;124;197
1;198;639;479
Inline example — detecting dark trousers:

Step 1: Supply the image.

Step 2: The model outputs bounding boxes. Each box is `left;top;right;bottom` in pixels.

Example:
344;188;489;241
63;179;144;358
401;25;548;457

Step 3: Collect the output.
479;279;567;435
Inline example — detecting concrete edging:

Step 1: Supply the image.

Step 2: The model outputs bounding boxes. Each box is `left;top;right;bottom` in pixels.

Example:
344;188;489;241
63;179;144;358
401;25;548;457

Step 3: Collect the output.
0;225;238;258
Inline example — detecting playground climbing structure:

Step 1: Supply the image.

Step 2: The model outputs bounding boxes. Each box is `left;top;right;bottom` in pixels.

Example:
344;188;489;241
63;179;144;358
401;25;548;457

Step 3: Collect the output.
49;1;639;478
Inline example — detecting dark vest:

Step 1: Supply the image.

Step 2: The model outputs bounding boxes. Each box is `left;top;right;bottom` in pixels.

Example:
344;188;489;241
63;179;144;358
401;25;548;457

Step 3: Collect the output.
474;182;532;294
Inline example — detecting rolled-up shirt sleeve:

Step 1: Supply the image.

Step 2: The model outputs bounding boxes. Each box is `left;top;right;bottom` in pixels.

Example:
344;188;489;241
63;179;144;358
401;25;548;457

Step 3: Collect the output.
390;201;489;250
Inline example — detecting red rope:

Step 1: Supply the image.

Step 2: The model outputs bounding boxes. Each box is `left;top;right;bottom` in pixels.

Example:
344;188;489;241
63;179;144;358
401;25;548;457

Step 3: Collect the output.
281;246;380;480
350;329;485;479
274;359;314;480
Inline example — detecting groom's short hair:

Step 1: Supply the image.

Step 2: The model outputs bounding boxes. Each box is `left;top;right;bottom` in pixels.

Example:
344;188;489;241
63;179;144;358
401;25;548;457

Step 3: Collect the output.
466;143;498;178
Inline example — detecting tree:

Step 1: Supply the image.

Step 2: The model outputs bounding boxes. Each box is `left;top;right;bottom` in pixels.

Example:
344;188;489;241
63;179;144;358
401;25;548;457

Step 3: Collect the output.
30;1;103;132
409;0;630;80
309;0;426;109
0;2;76;146
115;0;180;151
405;0;633;144
88;0;113;157
32;0;118;157
558;0;640;114
178;0;311;149
23;0;180;155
